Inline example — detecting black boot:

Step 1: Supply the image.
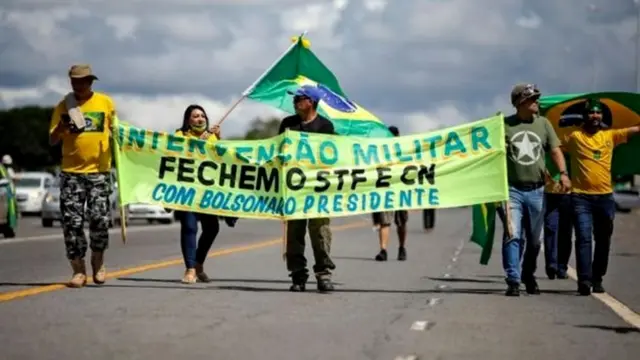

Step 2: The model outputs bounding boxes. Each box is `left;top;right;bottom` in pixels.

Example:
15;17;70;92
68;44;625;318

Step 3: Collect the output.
524;279;540;295
578;281;591;296
289;273;308;292
505;282;520;297
317;278;334;293
592;282;605;294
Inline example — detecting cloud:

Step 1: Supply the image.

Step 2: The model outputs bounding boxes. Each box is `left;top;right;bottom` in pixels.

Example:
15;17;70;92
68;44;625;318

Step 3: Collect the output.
0;0;637;138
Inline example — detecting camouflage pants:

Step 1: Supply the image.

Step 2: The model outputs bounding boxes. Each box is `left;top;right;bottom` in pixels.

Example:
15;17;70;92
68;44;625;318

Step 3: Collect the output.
59;172;112;260
286;217;335;282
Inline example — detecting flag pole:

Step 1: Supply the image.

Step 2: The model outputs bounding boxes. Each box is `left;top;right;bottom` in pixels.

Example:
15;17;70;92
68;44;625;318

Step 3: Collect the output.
111;116;127;244
214;30;308;126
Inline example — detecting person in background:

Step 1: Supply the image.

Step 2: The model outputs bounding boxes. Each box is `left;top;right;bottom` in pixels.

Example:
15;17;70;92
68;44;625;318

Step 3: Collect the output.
279;86;336;293
373;125;409;261
49;64;115;288
543;160;573;280
502;83;571;297
1;155;17;182
564;98;640;295
174;104;235;284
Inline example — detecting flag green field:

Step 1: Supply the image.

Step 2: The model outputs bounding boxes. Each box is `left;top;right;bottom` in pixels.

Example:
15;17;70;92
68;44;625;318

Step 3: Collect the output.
245;36;393;138
540;91;640;176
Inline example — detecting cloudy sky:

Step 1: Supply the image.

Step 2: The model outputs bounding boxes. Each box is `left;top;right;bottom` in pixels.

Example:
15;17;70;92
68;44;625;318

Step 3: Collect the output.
0;0;637;137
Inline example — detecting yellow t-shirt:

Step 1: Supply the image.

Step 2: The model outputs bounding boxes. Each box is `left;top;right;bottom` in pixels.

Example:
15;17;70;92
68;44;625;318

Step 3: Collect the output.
49;92;115;173
565;128;629;194
175;129;218;143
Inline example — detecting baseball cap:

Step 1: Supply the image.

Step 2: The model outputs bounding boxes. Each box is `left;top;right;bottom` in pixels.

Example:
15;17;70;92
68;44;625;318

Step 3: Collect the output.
287;86;321;102
510;83;540;106
68;64;99;80
584;98;603;112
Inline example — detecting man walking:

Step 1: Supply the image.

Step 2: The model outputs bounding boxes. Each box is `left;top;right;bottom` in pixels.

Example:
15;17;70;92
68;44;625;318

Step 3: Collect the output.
502;83;571;296
279;86;336;293
564;98;639;295
373;126;409;261
49;64;116;288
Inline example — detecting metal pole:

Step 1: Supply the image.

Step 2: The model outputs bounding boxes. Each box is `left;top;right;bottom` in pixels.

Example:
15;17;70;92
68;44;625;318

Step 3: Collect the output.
635;0;639;91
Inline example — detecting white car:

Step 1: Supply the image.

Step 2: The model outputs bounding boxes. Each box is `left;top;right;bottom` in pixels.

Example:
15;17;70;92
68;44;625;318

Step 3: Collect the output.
15;172;55;215
614;188;640;213
126;203;174;224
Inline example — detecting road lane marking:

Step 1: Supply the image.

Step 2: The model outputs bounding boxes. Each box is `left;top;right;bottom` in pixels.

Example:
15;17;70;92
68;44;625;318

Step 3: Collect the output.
410;321;429;331
566;267;640;330
0;221;367;303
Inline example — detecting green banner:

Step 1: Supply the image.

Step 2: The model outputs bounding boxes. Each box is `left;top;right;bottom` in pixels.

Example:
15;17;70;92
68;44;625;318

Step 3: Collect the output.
115;115;508;220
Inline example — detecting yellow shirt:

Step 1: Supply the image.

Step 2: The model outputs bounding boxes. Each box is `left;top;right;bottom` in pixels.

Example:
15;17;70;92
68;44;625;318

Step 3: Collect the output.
175;129;218;143
565;128;629;194
49;92;115;173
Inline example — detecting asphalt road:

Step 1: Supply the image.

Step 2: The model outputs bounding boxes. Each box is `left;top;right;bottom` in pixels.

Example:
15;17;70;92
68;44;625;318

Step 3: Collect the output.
0;209;638;360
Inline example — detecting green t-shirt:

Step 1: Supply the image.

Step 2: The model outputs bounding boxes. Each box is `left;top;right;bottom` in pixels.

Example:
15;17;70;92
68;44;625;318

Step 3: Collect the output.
504;114;561;185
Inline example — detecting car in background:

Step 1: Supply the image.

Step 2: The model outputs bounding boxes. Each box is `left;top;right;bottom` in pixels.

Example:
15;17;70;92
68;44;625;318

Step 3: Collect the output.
126;203;175;224
613;187;640;213
40;171;128;227
0;164;17;238
15;172;55;215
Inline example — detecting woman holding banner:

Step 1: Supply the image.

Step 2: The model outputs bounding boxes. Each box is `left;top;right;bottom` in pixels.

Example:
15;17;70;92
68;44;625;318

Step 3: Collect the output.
174;105;235;284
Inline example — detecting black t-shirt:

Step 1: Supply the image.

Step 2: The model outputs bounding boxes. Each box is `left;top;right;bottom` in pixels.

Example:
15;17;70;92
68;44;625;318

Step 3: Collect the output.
278;114;335;135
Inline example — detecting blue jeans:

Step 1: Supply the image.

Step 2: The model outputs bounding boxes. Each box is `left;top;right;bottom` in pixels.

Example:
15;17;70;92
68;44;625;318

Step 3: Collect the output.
543;193;573;276
502;186;545;284
572;193;615;286
178;212;220;269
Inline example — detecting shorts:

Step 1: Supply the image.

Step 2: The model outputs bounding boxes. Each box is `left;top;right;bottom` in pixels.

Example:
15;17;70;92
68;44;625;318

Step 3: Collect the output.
372;211;408;227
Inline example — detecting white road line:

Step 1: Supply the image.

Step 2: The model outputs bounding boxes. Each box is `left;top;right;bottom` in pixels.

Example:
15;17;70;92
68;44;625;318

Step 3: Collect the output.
427;298;442;307
566;267;640;330
394;356;418;360
410;321;429;331
538;244;640;330
0;224;179;245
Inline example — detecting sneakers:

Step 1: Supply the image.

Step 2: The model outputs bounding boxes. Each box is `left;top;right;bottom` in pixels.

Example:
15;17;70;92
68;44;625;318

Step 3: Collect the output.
288;277;334;293
181;268;197;284
68;258;87;288
317;279;335;293
375;247;407;261
195;263;211;283
397;247;407;261
578;282;591;296
505;283;520;297
592;282;605;294
375;249;388;261
524;279;540;295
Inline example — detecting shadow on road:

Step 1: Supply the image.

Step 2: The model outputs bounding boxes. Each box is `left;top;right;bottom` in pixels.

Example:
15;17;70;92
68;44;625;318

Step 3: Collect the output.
575;324;640;334
0;282;66;287
424;276;502;284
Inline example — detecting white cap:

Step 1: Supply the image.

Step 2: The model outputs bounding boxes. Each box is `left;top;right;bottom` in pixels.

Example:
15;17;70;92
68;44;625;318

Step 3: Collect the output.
1;154;12;165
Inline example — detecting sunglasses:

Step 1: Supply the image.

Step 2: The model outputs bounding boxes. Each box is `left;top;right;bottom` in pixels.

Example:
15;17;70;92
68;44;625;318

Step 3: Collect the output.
293;95;310;103
521;84;540;98
588;110;602;114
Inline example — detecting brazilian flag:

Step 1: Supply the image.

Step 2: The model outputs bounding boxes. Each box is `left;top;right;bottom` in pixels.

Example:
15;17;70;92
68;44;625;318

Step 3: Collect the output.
245;35;393;138
470;202;498;265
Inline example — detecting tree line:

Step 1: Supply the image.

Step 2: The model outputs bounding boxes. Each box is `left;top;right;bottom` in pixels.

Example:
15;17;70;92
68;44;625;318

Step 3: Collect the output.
0;105;283;172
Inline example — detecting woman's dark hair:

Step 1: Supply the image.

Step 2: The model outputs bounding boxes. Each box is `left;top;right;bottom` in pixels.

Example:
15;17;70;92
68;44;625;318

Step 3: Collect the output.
179;104;209;132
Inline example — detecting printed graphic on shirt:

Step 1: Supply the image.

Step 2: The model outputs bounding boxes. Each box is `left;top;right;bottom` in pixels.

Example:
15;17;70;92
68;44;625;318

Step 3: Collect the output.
593;150;602;160
61;111;105;133
509;130;543;166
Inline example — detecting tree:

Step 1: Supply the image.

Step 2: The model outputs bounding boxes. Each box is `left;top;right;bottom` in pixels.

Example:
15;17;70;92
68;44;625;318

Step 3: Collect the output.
0;105;60;172
242;116;281;140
